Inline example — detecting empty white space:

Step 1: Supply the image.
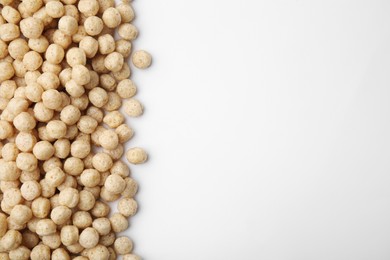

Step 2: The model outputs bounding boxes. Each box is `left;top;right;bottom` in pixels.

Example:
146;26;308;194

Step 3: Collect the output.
126;0;390;259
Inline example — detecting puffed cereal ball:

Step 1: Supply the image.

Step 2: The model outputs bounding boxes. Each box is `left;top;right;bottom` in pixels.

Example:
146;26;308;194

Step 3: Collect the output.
13;112;36;132
9;246;31;260
42;89;62;110
21;180;41;201
92;217;111;236
72;211;92;229
50;205;72;225
102;7;121;28
10;204;32;225
33;141;55;160
117;79;136;98
36;219;56;236
16;152;38;171
99;130;118;150
71;139;91;159
118;23;138;41
0;61;15;82
20;17;44;39
59;187;79;208
98;34;115;54
80;169;101;187
78;190;95;211
1;230;22;251
47;120;67;139
60;105;81;125
45;167;66;188
103;111;124;128
118;197;138;217
23;51;43;71
116;3;135;23
79;36;99;58
60;225;79;246
45;44;65;64
114;236;133;255
30;244;50;260
58;16;78;36
124;98;143;117
31;197;51;218
78;0;99;17
104;52;124;72
92;152;113;172
23;0;43;13
79;227;99;249
2;6;21;24
104;174;125;194
28;36;49;53
52;248;70;260
126;147;148;164
115;39;132;58
45;1;65;18
66;47;86;67
84;16;103;36
8;39;29;60
0;23;20;42
132;50;152;69
72;64;90;85
116;124;134;143
110;213;128;233
86;244;110;260
77;116;98;134
88;87;108;108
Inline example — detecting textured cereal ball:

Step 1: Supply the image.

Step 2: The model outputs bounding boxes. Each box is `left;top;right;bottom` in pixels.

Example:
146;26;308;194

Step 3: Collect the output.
100;187;119;202
118;198;138;217
53;138;70;159
33;141;55;160
116;3;135;23
45;44;65;65
70;139;91;159
78;0;99;17
52;29;72;49
132;50;152;69
0;61;15;82
72;25;87;43
31;197;50;218
92;218;111;236
117;79;137;98
21;180;41;201
23;51;43;71
104;52;124;72
0;23;20;42
47;120;67;139
88;87;108;108
91;201;110;218
100;74;116;91
126;147;148;165
79;36;99;58
98;34;115;55
9;246;31;260
99;130;119;150
52;248;70;260
79;227;99;249
77;116;98;134
92;54;109;73
80;169;101;188
15;132;37;152
20;17;44;39
0;161;21;181
30;244;50;260
42;61;62;75
92;153;113;172
45;1;64;18
50;205;72;225
34;102;54;123
102;7;121;28
72;64;90;85
25;82;43;102
58;16;78;36
116;124;134;143
36;219;56;236
110;161;130;178
2;142;18;161
0;120;13;140
87;245;110;260
3;187;22;207
60;225;79;246
72;211;92;229
45;167;65;187
118;23;138;41
66;47;86;67
60;105;81;125
36;72;60;90
58;187;79;208
0;80;15;100
22;230;39;249
32;7;53;27
104;174;125;194
114;237;133;255
78;190;96;211
63;157;83;176
23;0;43;13
103;111;124;128
115;39;132;58
10;204;32;225
1;230;22;251
16;152;38;171
124;98;143;117
13;112;36;132
42;89;62;110
2;6;21;24
110;213;128;233
84;16;103;36
28;36;49;54
8;39;29;60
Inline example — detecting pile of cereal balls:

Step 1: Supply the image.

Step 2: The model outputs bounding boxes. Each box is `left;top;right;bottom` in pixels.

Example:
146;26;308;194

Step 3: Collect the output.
0;0;152;259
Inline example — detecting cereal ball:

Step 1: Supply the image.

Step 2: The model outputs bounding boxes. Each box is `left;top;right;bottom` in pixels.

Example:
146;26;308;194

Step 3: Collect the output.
91;55;109;73
91;201;110;218
66;47;86;67
80;169;101;188
2;142;18;161
72;64;90;85
42;233;61;250
126;147;148;164
0;161;20;181
45;167;65;188
52;138;70;159
116;3;135;23
79;36;98;58
34;102;54;123
100;74;116;91
103;111;124;129
46;1;64;18
88;87;108;108
70;139;91;159
33;141;55;160
103;92;122;112
0;119;13;138
28;36;49;54
42;61;62;75
52;29;72;49
59;187;79;208
47;120;67;139
23;51;43;71
20;17;44;39
132;50;152;69
87;245;110;260
102;7;121;28
98;34;115;54
60;105;81;125
86;107;104;124
45;44;64;64
23;0;43;13
33;7;53;27
30;244;50;260
78;190;95;211
118;23;138;41
116;124;134;143
25;82;43;102
104;174;125;194
15;132;36;153
77;116;98;134
0;61;15;82
3;188;22;207
110;161;129;178
2;6;21;24
58;16;78;36
37;72;60;90
60;225;79;246
115;40;131;59
79;227;99;249
118;198;138;217
21;180;41;201
98;130;118;151
72;211;92;229
62;157;83;176
52;248;70;260
36;219;56;236
114;236;133;255
9;246;31;260
0;23;20;42
16;152;38;172
92;218;111;236
92;153;113;172
13;112;36;132
42;89;62;110
110;213;128;233
78;0;99;17
117;79;137;99
50;205;72;225
104;52;124;72
1;230;22;251
124;98;143;117
84;16;103;36
39;179;54;198
8;39;29;60
10;204;32;225
31;197;50;218
72;25;87;43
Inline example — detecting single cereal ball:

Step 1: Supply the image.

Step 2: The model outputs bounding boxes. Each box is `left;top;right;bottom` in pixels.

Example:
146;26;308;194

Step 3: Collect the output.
10;204;32;225
100;74;116;91
0;61;15;82
66;47;86;67
118;23;138;41
45;44;65;64
36;219;56;236
8;39;29;60
34;102;54;123
72;211;92;229
36;72;60;90
0;161;21;181
118;198;138;217
9;246;31;260
47;120;67;139
1;230;22;251
84;16;103;36
58;187;79;208
3;188;23;207
91;201;110;218
78;190;96;211
110;213;128;233
25;82;43;102
78;0;99;17
86;245;110;260
16;152;38;172
20;17;44;39
98;34;115;54
15;132;37;152
42;61;62;75
60;105;81;125
45;167;65;188
99;130;119;150
116;124;134;143
63;157;84;176
103;111;124;128
77;116;98;134
28;36;49;53
2;6;21;24
71;139;91;159
45;1;64;18
30;244;50;260
21;180;41;201
58;16;78;36
88;87;108;108
80;169;101;187
52;248;70;260
110;161;130;178
117;79;137;98
126;147;148;164
116;3;135;22
79;36;99;58
13;112;36;132
33;141;55;160
92;218;111;236
52;30;72;49
50;205;72;225
31;197;51;218
114;236;133;255
104;174;125;195
102;7;121;28
132;50;152;69
0;23;20;42
124;98;143;117
42;89;62;110
2;143;19;161
123;254;141;260
92;153;113;172
54;139;70;159
23;0;43;13
23;51;43;71
79;227;99;249
104;52;124;72
60;225;79;246
72;64;90;85
115;39;132;58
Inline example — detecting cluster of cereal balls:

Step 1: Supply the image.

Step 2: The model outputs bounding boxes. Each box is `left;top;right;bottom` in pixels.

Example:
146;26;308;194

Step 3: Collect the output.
0;0;152;259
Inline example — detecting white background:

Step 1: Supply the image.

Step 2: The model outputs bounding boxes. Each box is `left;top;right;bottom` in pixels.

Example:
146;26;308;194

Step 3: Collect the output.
127;0;390;259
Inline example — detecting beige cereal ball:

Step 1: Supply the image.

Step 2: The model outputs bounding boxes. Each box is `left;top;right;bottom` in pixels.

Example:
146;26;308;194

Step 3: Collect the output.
92;54;109;73
78;0;99;17
92;152;113;172
60;225;79;246
114;236;133;255
116;3;135;23
70;139;91;159
58;15;78;36
20;17;44;39
110;160;130;178
10;204;32;225
77;116;98;134
110;213;128;233
103;92;122;111
50;205;72;225
8;39;29;60
117;79;137;98
99;130;119;150
3;187;22;207
30;244;50;260
9;246;31;260
79;36;99;58
16;152;38;172
87;106;104;123
100;74;116;91
54;138;70;159
33;7;53;27
126;147;148;164
72;64;90;85
104;174;125;194
23;0;43;13
124;98;143;117
118;23;138;41
36;219;56;236
66;47;87;67
52;29;72;49
52;248;70;260
21;180;41;201
98;34;115;55
45;1;65;18
79;227;99;249
118;197;138;217
104;52;124;72
42;61;62;75
103;111;124;128
1;230;22;251
102;7;121;28
0;61;15;82
42;89;62;110
45;44;65;64
123;254;141;260
2;6;21;24
78;190;95;211
63;157;84;176
0;23;20;42
91;201;110;218
13;112;36;132
132;50;152;69
23;51;43;71
28;36;49;53
72;25;87;43
116;124;134;143
34;102;54;123
25;82;43;102
58;187;79;208
65;80;85;98
92;218;111;236
80;169;101;188
0;161;20;181
31;197;51;218
47;120;67;139
86;245;110;260
37;72;60;90
60;105;81;125
72;211;92;229
88;87;108;108
84;16;103;36
115;39;132;58
33;141;55;160
15;132;37;152
45;167;65;188
2;142;19;161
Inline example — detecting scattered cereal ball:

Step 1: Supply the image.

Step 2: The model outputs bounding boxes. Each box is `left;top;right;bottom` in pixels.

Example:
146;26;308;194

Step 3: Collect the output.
123;254;141;260
104;52;124;72
1;230;22;251
104;174;125;194
16;152;38;171
60;225;79;246
47;120;67;139
116;3;135;23
9;246;31;260
0;23;20;42
110;213;128;233
45;167;65;187
0;161;20;181
87;244;110;260
78;190;95;211
2;6;21;24
66;47;87;67
8;39;29;60
132;50;152;69
34;102;54;123
72;211;92;229
50;205;72;225
28;36;49;53
25;82;43;102
77;116;98;134
52;248;70;260
30;244;50;260
31;197;51;218
20;17;44;39
54;138;71;159
58;16;78;36
72;64;90;85
116;124;134;143
115;39;132;58
114;236;133;255
118;198;138;217
33;141;55;160
92;152;113;172
124;98;143;117
45;44;65;64
37;72;60;90
126;147;148;164
98;34;115;54
71;139;91;159
99;130;118;151
118;23;138;41
0;40;8;59
10;204;32;225
23;0;43;13
102;7;121;28
88;87;108;108
2;142;19;161
21;180;41;201
84;16;103;36
117;79;137;98
15;132;37;152
45;1;65;18
13;112;36;132
36;218;56;236
52;29;72;49
78;0;99;17
80;169;101;188
79;227;99;249
60;105;81;125
0;61;15;82
59;187;79;208
92;218;111;236
42;89;62;110
103;111;124;128
23;51;43;71
79;36;99;58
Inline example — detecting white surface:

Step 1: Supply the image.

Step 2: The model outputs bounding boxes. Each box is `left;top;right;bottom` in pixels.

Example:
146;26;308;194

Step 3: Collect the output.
129;0;390;259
